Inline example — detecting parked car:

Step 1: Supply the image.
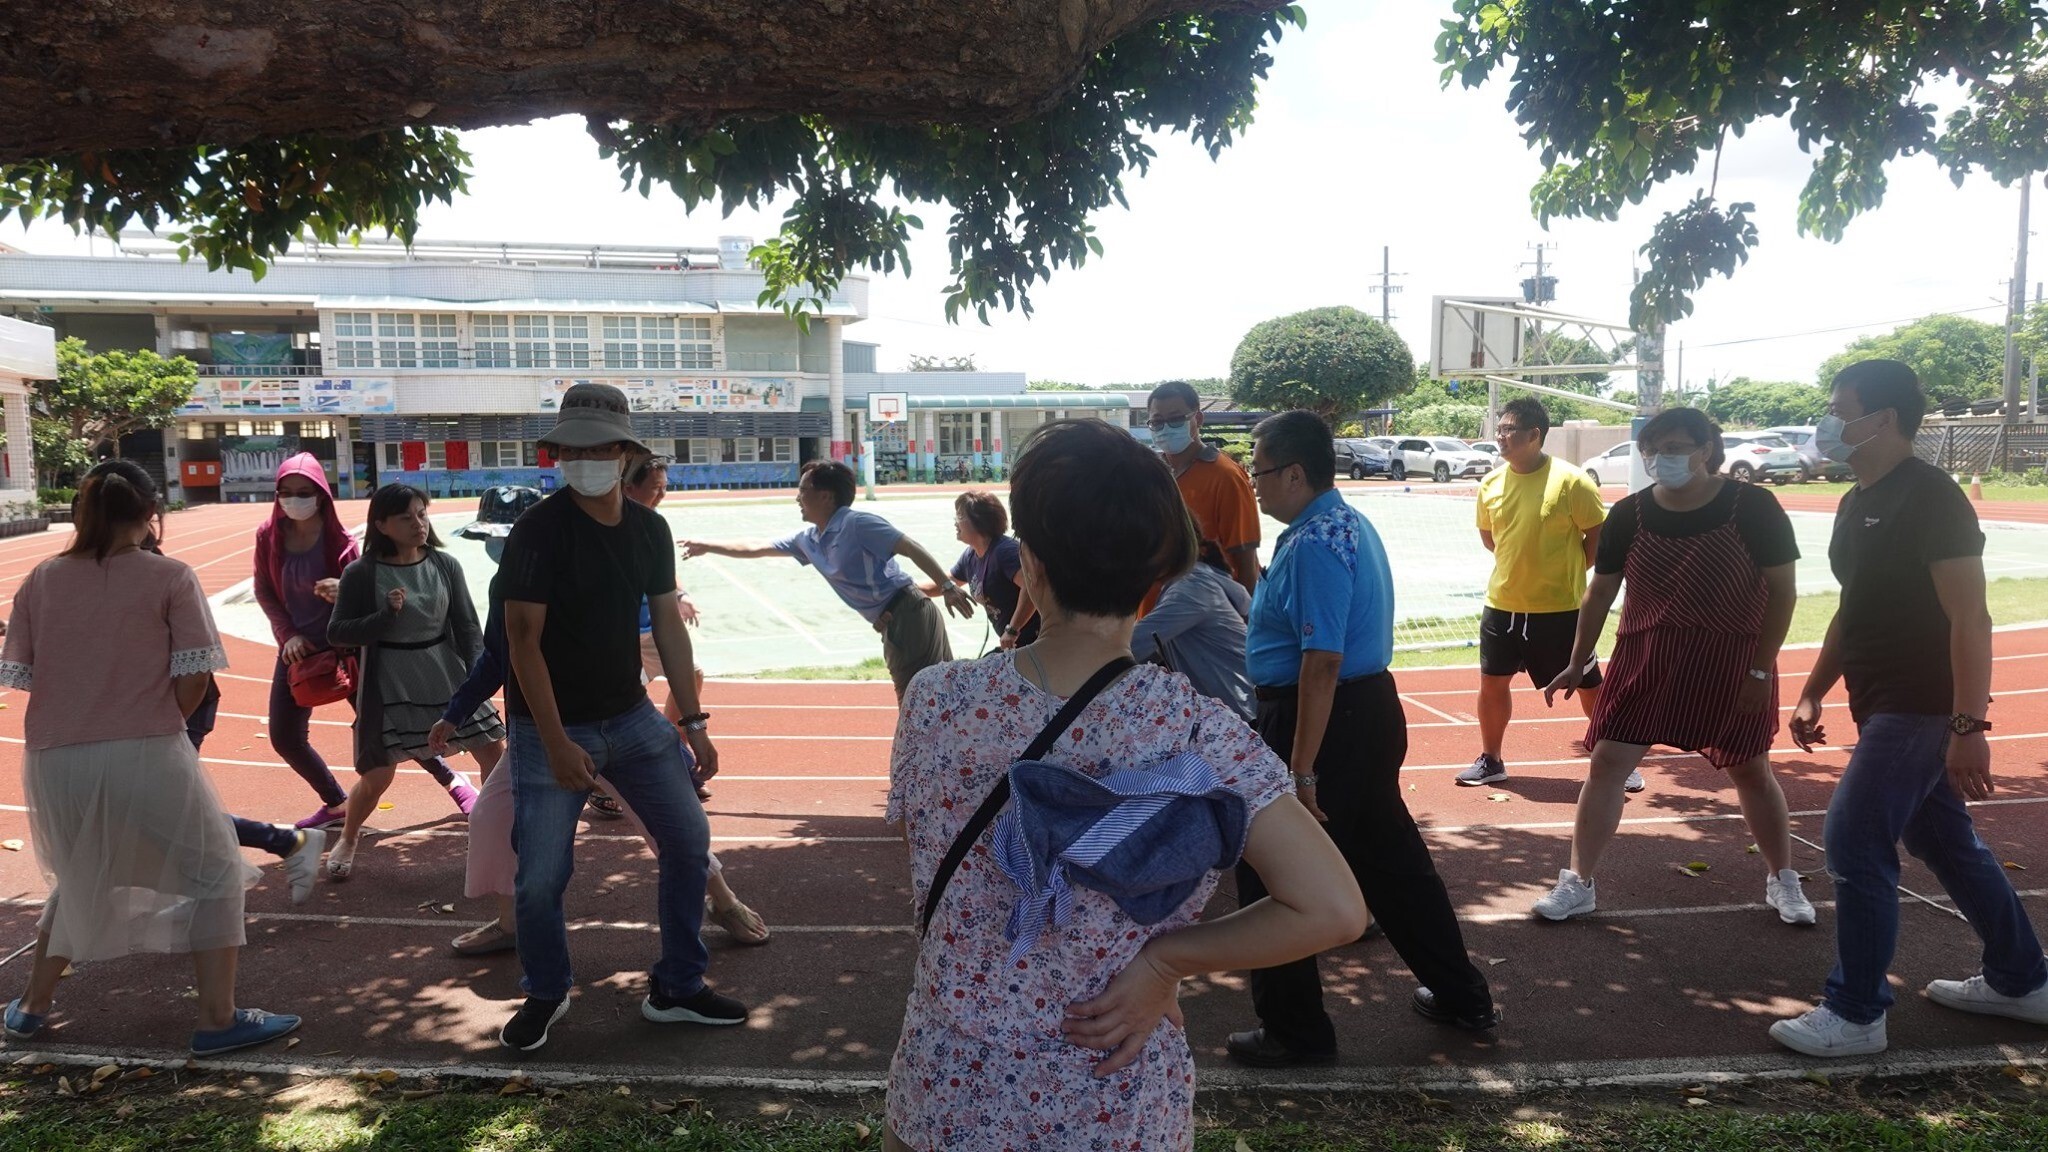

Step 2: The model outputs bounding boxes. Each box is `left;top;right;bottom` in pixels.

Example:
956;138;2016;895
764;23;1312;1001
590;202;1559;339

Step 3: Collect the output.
1388;437;1494;482
1580;441;1639;489
1468;439;1505;470
1334;437;1391;480
1365;435;1399;454
1765;425;1853;481
1721;432;1806;484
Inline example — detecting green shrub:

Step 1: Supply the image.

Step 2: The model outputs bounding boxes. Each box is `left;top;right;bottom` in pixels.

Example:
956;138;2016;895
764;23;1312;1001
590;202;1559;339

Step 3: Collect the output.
37;487;76;507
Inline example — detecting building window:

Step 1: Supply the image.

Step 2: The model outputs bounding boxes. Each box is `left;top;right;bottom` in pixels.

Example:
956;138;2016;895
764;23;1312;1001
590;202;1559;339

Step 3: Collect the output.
181;423;205;441
479;441;535;468
381;443;403;470
771;436;795;462
553;315;590;369
513;315;552;368
937;413;977;456
687;438;713;464
419;313;459;368
376;313;418;367
679;317;713;370
250;420;279;436
473;314;511;368
602;316;641;369
425;441;447;469
333;312;375;369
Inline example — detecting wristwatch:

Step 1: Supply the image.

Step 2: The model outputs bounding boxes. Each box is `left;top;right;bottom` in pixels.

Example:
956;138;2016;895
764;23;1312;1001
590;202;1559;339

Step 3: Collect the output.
678;711;711;734
1949;713;1992;736
1292;772;1318;788
1746;668;1770;682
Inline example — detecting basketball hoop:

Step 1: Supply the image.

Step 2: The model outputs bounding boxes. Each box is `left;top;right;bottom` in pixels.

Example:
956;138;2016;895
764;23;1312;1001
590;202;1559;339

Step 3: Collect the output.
867;391;909;424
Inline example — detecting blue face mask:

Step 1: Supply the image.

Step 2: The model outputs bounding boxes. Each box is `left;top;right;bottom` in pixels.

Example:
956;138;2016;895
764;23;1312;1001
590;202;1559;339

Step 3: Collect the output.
1645;451;1700;490
1151;417;1193;455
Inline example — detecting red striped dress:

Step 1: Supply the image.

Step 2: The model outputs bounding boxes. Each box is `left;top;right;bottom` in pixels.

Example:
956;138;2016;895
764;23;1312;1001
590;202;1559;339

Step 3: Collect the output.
1584;488;1779;767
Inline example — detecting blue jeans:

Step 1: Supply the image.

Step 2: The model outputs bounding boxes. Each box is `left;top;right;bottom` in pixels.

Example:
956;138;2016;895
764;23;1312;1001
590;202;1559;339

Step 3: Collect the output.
1822;713;2048;1024
509;699;712;1001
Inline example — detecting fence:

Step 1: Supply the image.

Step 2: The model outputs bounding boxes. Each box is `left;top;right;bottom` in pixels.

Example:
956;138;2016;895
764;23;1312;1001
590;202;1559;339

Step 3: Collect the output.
1914;424;2048;475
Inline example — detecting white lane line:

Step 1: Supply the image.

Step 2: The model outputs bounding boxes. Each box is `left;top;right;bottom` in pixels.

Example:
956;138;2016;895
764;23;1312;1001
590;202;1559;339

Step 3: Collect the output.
1427;795;2048;835
1461;888;2048;925
697;556;832;655
363;826;897;845
1401;694;1467;724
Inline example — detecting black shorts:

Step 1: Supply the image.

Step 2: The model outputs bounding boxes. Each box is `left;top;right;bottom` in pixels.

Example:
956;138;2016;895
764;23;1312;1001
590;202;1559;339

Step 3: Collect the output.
1478;607;1602;689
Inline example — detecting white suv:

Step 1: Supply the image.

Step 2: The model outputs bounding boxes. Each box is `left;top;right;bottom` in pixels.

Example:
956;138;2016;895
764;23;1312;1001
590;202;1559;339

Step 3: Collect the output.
1721;433;1807;484
1389;437;1494;482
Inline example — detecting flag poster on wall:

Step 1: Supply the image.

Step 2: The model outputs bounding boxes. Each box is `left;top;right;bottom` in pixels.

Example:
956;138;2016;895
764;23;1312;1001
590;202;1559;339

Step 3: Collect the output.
539;377;799;412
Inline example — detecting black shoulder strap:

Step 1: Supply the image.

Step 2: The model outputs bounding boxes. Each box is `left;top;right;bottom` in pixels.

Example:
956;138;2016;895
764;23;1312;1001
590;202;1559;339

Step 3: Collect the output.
919;655;1136;937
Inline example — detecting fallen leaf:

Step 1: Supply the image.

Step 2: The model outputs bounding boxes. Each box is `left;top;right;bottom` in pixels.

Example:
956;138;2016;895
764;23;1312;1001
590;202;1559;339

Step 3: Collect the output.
1746;844;1760;854
2004;861;2027;872
1685;861;1710;874
1486;956;1507;966
399;1088;441;1101
614;1084;632;1097
56;1076;74;1097
1803;1070;1832;1086
30;1064;54;1076
1682;1085;1709;1097
672;1129;689;1139
372;1069;399;1085
437;903;455;915
854;1120;872;1140
2002;1064;2028;1080
1684;1097;1708;1108
285;1037;301;1050
499;1076;531;1096
377;802;394;811
119;1067;155;1081
652;1101;677;1115
1407;784;1416;792
114;1104;135;1119
59;964;73;977
1486;793;1511;803
91;1064;120;1084
82;1081;103;1095
1236;1138;1254;1152
593;888;611;897
0;839;22;851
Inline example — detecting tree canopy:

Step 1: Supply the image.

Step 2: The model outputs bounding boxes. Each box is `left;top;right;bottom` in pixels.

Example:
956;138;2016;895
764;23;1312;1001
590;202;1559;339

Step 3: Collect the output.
1815;314;2006;407
1699;377;1828;429
44;338;198;457
0;3;1304;321
1438;2;2048;329
1229;306;1415;420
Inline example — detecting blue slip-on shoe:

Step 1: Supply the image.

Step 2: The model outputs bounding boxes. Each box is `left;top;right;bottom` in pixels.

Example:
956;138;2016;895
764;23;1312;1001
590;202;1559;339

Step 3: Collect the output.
190;1008;301;1057
4;998;46;1041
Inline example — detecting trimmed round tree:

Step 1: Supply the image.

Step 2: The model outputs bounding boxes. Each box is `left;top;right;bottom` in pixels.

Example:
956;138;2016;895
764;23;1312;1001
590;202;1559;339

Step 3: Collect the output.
1229;307;1415;422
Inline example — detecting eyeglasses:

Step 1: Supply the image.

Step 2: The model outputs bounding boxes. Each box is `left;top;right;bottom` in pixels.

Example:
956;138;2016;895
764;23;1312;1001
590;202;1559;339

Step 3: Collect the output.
1145;415;1192;433
1248;461;1297;481
1495;425;1528;437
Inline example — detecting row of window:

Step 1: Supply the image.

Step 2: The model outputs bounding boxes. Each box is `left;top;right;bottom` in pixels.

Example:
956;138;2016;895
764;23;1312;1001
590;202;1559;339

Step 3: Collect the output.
183;420;342;439
330;312;716;371
376;437;798;471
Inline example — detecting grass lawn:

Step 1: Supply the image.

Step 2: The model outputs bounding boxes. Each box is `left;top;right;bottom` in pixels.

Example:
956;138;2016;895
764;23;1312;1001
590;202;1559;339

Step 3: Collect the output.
741;576;2048;680
1;1064;2043;1151
1794;480;2048;502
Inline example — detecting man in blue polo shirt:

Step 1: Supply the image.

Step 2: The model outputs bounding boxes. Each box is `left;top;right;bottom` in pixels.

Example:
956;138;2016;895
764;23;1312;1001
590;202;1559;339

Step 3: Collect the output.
681;460;974;696
1224;410;1498;1068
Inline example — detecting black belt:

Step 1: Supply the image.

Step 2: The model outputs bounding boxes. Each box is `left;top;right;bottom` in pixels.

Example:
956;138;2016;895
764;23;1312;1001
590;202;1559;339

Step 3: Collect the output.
1254;670;1390;701
380;631;450;651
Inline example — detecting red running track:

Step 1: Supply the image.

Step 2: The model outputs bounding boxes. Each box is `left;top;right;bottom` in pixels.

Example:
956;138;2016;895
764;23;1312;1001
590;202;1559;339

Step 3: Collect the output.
0;501;2042;1088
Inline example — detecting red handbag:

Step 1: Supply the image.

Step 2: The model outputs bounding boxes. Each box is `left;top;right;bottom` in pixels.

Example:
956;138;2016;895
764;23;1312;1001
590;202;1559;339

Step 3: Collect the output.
287;649;359;708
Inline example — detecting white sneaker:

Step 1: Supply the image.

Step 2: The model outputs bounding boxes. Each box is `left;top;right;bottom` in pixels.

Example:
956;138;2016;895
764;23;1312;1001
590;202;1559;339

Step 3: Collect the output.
1925;975;2048;1025
284;826;326;905
1532;869;1596;921
1769;1004;1887;1057
1766;869;1817;925
1623;769;1646;793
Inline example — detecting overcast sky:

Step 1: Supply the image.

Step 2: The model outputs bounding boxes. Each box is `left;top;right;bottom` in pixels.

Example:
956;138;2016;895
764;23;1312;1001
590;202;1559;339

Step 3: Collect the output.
6;2;2035;390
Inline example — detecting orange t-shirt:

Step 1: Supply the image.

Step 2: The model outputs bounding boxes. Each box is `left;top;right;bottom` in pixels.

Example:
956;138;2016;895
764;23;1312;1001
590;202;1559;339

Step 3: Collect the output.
1141;450;1261;616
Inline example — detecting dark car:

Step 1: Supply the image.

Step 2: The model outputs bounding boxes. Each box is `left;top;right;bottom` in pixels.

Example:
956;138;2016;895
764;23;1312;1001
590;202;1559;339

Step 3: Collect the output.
1334;437;1391;480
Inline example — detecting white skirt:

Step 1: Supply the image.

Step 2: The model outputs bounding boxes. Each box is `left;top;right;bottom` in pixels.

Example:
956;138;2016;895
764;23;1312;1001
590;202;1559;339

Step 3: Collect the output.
24;733;257;962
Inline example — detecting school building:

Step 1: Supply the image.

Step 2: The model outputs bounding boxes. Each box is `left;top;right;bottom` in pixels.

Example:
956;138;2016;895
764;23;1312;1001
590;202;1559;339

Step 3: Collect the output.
0;234;1126;502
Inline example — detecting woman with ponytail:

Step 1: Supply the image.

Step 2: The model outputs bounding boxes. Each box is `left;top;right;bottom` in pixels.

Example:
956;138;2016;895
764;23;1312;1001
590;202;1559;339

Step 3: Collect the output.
2;461;299;1056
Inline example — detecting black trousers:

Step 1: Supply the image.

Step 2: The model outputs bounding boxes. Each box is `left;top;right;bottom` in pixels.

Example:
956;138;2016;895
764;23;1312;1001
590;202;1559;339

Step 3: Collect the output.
1237;670;1493;1054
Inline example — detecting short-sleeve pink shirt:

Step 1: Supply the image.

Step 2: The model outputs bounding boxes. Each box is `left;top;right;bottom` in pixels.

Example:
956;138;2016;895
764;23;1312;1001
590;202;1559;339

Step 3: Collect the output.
1;551;229;750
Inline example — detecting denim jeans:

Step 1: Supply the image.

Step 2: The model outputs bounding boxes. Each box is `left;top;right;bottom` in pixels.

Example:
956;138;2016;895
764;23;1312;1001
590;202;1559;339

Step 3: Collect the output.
1822;712;2048;1024
509;699;712;1001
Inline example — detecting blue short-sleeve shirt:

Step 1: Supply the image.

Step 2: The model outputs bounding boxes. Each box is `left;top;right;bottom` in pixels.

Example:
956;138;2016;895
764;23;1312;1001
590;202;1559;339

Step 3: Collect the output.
774;506;914;623
1245;488;1394;687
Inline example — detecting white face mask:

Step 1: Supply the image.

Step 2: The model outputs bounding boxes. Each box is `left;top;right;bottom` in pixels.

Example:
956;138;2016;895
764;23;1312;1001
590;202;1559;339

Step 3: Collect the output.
277;495;321;521
1645;452;1700;490
559;459;621;498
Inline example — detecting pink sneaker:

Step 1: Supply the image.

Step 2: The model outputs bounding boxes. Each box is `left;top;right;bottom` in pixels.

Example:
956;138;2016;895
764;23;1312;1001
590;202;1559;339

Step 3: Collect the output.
294;805;344;831
448;781;479;816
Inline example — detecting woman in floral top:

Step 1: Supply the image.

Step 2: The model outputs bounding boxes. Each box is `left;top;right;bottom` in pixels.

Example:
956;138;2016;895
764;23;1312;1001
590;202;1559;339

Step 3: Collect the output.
884;420;1366;1152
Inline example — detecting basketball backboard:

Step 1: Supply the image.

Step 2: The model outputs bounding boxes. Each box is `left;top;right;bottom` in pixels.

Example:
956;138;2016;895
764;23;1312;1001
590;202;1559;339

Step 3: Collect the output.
1431;296;1525;378
866;391;910;423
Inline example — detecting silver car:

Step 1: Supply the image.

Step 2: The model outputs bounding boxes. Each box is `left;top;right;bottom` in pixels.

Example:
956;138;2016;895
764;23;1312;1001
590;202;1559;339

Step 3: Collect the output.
1389;436;1494;482
1721;432;1807;485
1766;425;1853;481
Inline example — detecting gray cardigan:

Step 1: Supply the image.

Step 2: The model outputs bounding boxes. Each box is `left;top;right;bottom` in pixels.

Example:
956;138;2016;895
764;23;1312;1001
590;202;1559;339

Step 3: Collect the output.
327;549;483;769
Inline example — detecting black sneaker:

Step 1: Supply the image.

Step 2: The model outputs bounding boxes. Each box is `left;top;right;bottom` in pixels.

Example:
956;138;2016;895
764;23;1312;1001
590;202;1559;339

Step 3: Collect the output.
1456;755;1506;786
642;984;748;1026
1411;986;1501;1032
500;996;568;1051
1223;1027;1337;1068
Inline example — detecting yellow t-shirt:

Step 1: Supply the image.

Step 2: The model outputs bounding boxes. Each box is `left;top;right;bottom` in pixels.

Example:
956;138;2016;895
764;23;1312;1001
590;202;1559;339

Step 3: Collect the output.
1475;457;1607;614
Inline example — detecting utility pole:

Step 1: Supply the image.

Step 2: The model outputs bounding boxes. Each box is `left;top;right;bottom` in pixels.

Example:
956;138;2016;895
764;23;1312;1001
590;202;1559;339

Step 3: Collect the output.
1368;246;1404;324
2033;281;2043;422
2003;178;2030;424
1521;242;1558;305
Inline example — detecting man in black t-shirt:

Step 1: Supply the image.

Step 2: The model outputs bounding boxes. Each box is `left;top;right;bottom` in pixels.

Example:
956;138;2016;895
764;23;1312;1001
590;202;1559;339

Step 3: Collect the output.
496;383;748;1052
1770;360;2047;1059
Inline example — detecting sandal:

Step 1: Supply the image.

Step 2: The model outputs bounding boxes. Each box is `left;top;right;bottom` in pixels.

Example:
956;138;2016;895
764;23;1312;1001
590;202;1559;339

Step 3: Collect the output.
324;836;358;881
707;899;771;946
588;793;624;819
452;920;518;956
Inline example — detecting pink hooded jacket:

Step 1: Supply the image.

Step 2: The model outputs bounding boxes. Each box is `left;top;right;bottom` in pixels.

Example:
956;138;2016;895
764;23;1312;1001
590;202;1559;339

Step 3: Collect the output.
252;453;360;650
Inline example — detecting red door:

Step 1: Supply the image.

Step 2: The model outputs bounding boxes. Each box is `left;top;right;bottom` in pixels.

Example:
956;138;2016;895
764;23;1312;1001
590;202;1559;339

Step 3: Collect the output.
444;441;470;470
537;444;557;468
401;441;426;471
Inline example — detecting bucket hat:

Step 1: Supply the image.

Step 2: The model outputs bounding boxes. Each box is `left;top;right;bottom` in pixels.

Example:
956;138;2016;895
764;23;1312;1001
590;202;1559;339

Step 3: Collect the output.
540;382;647;452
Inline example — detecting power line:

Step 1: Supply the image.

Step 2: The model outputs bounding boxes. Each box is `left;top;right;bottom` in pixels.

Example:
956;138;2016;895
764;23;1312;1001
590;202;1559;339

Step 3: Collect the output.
1691;302;2006;348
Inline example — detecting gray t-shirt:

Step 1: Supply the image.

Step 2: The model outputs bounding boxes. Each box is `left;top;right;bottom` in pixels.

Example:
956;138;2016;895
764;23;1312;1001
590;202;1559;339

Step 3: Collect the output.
1131;563;1254;721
